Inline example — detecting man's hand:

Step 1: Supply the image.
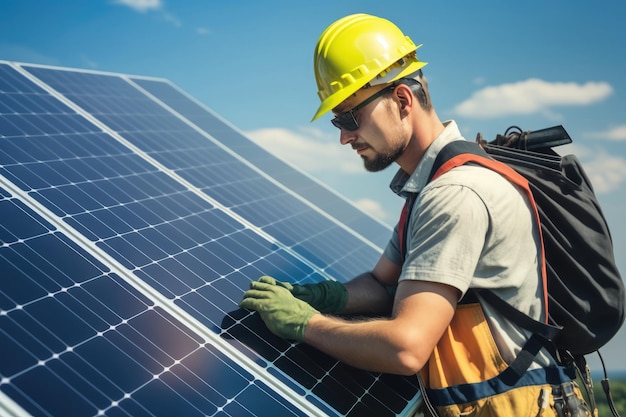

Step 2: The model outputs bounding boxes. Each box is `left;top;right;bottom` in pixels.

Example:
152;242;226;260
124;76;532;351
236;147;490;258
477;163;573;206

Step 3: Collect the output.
239;276;319;341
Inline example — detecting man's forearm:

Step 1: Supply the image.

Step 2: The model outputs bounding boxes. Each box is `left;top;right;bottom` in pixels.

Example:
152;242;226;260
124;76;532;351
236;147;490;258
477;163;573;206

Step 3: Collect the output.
342;272;394;315
303;313;421;376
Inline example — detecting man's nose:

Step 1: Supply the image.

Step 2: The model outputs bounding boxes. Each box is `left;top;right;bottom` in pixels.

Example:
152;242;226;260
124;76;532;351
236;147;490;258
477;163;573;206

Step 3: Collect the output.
339;128;357;146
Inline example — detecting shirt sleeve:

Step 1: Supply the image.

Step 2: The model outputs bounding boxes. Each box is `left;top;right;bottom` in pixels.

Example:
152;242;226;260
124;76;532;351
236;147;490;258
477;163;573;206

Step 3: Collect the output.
383;222;402;265
400;182;490;297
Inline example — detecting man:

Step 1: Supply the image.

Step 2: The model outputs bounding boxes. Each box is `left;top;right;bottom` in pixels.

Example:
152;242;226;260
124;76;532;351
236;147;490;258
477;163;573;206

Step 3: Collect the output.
240;13;590;416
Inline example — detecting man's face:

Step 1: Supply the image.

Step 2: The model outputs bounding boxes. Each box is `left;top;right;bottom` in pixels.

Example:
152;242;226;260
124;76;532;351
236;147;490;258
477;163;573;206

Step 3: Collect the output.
333;85;409;172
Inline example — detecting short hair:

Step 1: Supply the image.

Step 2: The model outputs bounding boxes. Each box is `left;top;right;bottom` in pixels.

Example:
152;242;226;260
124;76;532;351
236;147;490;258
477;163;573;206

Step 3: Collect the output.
402;69;431;111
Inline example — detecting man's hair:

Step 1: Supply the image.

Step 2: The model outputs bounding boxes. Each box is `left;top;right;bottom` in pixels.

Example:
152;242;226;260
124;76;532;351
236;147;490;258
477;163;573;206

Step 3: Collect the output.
404;69;431;112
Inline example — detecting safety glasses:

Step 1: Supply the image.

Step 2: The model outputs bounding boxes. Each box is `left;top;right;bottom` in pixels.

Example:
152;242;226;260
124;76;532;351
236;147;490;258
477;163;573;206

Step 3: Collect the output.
331;83;397;131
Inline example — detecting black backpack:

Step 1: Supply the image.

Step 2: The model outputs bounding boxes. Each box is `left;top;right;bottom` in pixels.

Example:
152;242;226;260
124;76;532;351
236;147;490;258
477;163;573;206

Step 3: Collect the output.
426;125;625;415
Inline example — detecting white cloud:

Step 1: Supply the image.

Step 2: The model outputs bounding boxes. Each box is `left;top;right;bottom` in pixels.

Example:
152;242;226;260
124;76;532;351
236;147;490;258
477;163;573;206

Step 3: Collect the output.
246;127;402;222
245;127;363;174
555;143;626;194
246;127;397;222
584;125;626;141
454;78;613;119
0;44;59;66
196;27;210;35
111;0;162;12
583;151;626;194
352;198;388;221
161;11;181;27
80;55;98;69
564;145;626;194
111;0;182;27
472;77;485;85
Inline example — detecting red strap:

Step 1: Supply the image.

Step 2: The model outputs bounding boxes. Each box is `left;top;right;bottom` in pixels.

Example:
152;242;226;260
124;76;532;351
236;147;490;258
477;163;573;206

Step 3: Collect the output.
398;199;409;257
431;153;550;324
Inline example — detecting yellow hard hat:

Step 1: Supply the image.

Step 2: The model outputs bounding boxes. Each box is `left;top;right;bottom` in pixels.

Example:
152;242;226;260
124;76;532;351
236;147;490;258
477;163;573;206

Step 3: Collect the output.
312;13;427;121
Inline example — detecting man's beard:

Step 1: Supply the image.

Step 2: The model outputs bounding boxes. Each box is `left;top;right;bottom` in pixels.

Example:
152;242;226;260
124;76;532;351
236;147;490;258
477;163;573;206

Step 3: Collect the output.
363;144;405;172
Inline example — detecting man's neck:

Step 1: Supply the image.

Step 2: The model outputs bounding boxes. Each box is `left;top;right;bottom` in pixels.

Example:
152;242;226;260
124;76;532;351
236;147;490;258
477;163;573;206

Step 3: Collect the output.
397;111;445;175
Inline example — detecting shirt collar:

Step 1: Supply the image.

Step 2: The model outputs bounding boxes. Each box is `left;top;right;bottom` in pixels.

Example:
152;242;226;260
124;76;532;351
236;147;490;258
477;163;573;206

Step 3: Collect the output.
390;120;466;197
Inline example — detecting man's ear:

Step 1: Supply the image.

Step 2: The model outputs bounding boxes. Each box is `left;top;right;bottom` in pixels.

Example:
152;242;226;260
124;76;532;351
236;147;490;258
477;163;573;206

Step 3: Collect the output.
395;83;414;115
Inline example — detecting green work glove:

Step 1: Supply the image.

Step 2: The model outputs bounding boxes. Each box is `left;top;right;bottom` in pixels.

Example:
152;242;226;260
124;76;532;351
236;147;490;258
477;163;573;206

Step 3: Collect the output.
291;280;348;314
239;276;319;342
250;275;347;314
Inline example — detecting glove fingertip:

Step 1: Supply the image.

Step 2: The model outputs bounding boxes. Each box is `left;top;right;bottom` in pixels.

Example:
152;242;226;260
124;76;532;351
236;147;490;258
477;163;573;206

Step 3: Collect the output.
258;275;277;285
249;281;272;291
239;298;258;311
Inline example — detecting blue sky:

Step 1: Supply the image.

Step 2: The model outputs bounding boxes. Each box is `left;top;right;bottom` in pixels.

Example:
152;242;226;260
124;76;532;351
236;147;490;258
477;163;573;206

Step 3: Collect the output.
2;0;626;370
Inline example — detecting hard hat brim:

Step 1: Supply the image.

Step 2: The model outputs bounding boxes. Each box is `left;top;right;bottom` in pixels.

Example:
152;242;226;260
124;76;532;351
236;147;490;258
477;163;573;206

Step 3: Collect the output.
311;59;427;122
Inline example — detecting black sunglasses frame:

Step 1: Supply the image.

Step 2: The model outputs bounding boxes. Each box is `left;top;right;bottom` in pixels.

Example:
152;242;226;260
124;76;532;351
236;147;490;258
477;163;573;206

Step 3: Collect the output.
331;83;397;131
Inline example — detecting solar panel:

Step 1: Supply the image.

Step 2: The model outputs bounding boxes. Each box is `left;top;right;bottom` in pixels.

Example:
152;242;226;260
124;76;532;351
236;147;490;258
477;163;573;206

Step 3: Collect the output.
0;61;421;416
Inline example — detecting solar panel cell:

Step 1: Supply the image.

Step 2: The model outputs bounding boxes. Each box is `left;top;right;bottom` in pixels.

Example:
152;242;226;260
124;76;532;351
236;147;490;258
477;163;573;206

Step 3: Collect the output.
10;366;102;416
